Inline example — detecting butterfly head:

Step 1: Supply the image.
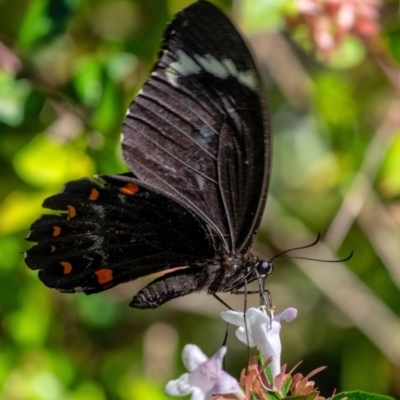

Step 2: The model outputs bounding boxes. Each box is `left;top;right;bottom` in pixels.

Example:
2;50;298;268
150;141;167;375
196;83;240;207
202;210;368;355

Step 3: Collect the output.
256;260;274;278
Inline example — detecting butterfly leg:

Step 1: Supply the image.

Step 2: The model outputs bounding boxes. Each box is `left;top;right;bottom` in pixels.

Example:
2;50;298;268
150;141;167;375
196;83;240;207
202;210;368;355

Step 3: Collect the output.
212;294;233;310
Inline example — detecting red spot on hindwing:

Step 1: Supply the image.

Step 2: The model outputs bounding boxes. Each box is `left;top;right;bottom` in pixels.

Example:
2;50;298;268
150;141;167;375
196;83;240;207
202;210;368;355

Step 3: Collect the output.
67;205;77;218
52;226;61;236
60;261;72;274
120;183;139;195
95;269;113;284
89;188;100;200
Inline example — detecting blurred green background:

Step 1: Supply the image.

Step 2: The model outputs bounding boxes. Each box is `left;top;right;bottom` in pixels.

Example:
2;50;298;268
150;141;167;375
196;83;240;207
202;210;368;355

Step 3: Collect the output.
1;0;400;399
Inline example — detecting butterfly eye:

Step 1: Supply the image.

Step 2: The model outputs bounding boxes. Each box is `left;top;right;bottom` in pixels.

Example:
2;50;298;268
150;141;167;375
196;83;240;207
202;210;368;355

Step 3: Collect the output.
257;261;274;276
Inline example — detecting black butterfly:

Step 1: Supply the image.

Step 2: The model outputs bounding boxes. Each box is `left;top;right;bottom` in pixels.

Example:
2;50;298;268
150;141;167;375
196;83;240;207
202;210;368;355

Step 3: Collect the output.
25;0;272;309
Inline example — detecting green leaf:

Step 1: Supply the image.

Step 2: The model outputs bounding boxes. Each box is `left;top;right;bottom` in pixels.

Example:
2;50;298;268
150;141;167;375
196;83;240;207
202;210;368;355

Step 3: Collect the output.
73;56;103;107
118;378;170;400
281;375;292;396
0;235;21;271
329;36;366;69
71;381;106;400
266;392;280;400
385;28;400;64
18;0;75;48
0;71;31;126
379;133;400;198
18;0;52;48
13;133;94;189
241;0;291;33
331;390;395;400
258;352;274;385
0;190;48;234
5;283;51;347
90;78;124;134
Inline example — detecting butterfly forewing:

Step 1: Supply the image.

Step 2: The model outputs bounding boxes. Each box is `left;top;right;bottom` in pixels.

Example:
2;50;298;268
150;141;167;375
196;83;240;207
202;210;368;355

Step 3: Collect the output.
25;175;218;294
122;1;270;252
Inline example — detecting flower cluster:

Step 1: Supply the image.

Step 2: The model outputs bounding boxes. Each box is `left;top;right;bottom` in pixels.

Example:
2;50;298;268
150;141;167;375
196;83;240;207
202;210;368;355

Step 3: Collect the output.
164;307;326;400
289;0;381;60
239;356;327;400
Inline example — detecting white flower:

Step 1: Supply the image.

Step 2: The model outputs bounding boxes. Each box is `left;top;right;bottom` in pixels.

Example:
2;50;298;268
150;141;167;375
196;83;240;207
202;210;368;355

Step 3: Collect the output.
165;344;245;400
221;307;297;380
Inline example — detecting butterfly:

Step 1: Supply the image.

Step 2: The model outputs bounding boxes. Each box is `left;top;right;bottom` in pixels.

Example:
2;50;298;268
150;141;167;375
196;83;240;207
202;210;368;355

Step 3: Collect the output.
25;0;272;309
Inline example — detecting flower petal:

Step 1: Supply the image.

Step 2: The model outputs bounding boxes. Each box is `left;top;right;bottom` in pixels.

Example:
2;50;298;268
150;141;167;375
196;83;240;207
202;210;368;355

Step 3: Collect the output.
183;344;208;371
189;347;226;392
209;346;227;370
165;373;192;396
337;3;355;29
274;308;298;323
245;308;270;324
220;310;246;328
246;312;281;378
213;370;245;399
190;387;211;400
235;327;256;347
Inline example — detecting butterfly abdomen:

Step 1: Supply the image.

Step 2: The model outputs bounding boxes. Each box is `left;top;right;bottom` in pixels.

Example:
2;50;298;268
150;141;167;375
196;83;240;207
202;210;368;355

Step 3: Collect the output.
130;253;259;309
130;267;208;309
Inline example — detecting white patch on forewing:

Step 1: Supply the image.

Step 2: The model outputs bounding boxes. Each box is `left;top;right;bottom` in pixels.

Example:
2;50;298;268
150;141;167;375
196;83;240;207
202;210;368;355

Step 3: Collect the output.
221;58;256;90
195;54;226;78
166;50;201;86
195;55;256;90
165;50;256;90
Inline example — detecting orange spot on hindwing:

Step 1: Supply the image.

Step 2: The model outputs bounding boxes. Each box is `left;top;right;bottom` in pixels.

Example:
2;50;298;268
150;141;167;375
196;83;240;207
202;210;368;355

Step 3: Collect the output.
50;245;56;253
120;183;139;195
60;261;72;274
67;205;76;218
52;226;61;236
95;269;113;284
89;188;100;200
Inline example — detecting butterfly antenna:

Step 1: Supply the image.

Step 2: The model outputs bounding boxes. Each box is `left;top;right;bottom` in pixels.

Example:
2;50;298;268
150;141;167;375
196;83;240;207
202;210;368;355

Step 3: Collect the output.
269;232;322;263
274;251;353;264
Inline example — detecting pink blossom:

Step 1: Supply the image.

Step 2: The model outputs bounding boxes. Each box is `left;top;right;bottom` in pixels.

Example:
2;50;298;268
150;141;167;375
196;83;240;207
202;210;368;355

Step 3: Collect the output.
294;0;381;59
165;345;244;400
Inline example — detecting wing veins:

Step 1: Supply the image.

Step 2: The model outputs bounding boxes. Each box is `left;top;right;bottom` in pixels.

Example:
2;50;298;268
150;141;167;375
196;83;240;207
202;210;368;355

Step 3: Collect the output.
135;161;227;248
146;76;221;138
217;140;236;250
128;100;217;161
128;115;218;184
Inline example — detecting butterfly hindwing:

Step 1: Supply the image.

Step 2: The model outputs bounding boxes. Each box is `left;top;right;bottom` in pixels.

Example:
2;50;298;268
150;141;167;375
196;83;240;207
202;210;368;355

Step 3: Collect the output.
25;175;218;294
122;1;270;252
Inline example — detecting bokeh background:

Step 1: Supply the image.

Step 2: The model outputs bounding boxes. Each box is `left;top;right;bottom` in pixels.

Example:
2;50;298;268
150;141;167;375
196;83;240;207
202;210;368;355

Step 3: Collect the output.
1;0;400;399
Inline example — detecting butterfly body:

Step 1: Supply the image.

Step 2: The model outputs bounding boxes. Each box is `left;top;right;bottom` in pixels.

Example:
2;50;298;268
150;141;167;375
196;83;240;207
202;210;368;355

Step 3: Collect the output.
132;250;261;309
25;1;271;309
